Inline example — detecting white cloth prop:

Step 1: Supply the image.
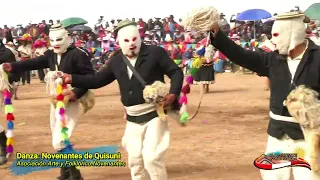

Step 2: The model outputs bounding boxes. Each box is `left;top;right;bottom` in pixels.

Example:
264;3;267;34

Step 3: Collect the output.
143;81;169;121
271;12;306;55
117;25;142;57
44;72;80;150
285;85;320;172
50;101;79;150
0;65;12;92
204;45;215;63
44;71;95;114
49;24;70;54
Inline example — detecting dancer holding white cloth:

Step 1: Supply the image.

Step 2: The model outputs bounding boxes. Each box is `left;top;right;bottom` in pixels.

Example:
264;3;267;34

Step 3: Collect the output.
182;7;320;180
60;19;184;180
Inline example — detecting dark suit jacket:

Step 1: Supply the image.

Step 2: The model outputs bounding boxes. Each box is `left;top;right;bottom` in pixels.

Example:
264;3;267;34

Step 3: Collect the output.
11;45;95;98
0;44;18;83
71;44;184;123
211;30;320;140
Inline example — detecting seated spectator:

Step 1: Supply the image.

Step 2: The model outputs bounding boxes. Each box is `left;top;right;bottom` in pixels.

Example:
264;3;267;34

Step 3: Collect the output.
183;47;193;59
174;29;184;44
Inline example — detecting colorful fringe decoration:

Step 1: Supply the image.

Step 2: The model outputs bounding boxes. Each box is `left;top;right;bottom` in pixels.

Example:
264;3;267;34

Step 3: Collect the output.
0;65;16;156
55;79;73;148
178;48;204;125
4;90;14;155
178;75;194;125
189;57;202;77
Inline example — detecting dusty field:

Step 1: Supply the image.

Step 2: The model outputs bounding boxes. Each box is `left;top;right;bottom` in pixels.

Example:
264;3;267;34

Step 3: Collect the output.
0;73;270;180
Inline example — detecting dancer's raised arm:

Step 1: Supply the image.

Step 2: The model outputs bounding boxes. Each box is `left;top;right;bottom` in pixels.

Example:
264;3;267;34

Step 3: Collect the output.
210;27;274;77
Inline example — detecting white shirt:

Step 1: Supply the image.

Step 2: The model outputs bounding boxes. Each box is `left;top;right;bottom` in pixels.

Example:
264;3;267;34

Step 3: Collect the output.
126;56;137;79
57;54;62;66
287;40;308;82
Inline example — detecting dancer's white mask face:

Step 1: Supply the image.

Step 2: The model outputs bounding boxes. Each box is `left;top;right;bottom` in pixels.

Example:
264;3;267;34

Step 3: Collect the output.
49;28;70;54
271;16;306;55
118;25;141;57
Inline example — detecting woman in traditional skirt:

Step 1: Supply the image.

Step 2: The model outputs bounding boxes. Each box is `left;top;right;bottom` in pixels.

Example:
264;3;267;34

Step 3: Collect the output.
194;45;215;93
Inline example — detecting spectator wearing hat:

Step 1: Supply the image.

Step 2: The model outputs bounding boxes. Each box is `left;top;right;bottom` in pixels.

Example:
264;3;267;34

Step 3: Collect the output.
154;17;163;28
17;34;33;85
219;13;230;35
137;18;146;32
101;36;111;52
193;46;215;93
151;25;162;42
166;37;180;59
85;34;96;49
162;18;169;40
146;19;154;31
16;24;24;37
173;29;184;44
182;47;194;74
168;15;177;38
137;24;145;39
144;31;151;41
178;18;183;26
143;37;152;45
2;29;20;100
33;39;48;82
183;28;196;44
39;20;50;35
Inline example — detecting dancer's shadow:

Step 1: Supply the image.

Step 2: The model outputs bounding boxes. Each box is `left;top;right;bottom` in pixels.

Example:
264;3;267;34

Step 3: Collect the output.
207;88;248;94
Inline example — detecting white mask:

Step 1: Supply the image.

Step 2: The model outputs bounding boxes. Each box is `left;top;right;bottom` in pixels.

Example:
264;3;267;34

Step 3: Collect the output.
117;25;141;57
271;14;306;55
49;24;70;54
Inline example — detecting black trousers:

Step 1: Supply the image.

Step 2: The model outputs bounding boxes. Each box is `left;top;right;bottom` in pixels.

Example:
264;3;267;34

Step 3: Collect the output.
38;69;45;81
21;71;30;84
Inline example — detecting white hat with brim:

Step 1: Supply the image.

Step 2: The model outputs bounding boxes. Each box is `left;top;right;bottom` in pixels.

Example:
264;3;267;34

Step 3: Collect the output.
273;12;305;20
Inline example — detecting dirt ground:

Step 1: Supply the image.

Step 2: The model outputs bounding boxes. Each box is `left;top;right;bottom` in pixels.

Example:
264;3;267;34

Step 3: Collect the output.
0;73;270;180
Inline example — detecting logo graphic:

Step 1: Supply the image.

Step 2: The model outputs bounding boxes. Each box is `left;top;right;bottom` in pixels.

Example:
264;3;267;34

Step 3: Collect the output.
254;146;311;170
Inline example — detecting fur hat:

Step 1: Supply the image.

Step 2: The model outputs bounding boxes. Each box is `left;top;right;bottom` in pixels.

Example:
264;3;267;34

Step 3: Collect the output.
272;11;306;55
113;19;137;38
